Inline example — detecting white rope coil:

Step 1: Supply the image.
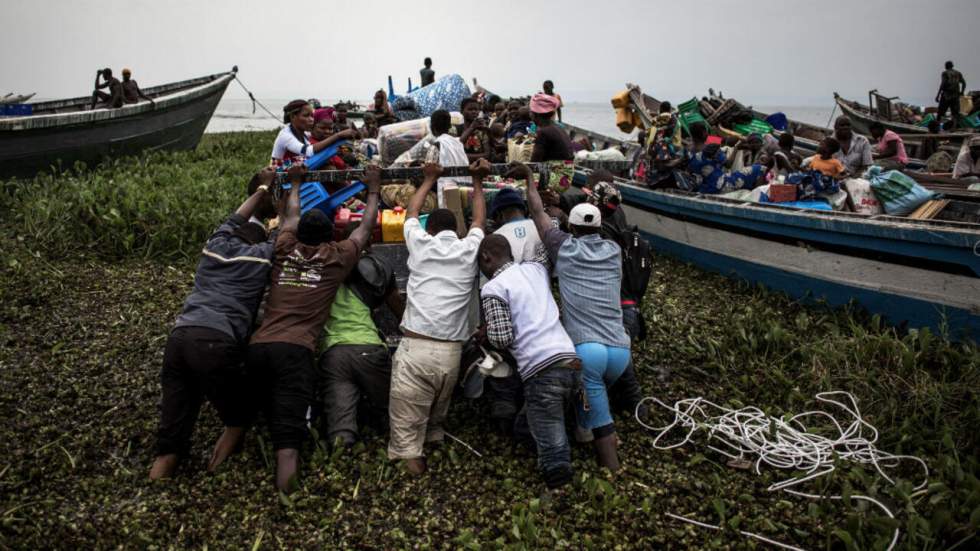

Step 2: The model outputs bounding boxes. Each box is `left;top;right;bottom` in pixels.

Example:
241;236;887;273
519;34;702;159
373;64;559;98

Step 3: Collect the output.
637;391;929;551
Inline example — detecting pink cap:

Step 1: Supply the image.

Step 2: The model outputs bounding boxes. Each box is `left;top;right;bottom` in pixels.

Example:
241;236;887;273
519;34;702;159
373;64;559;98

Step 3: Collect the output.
530;93;560;114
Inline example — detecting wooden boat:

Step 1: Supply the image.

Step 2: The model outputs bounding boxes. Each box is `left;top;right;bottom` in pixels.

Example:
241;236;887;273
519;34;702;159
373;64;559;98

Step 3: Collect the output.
627;86;956;170
564;96;980;339
0;93;36;105
566;167;980;340
834;92;975;149
0;68;236;179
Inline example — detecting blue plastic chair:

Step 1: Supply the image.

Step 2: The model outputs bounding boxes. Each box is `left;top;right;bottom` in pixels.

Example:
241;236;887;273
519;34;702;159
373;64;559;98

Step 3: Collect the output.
283;181;366;215
304;140;348;170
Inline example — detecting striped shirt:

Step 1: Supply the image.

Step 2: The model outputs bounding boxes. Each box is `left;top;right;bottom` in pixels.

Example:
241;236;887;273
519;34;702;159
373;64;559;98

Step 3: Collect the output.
175;214;276;343
542;228;630;348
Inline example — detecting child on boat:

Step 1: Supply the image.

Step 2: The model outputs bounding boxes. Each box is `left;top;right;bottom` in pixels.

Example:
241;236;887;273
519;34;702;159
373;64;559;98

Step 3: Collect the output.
805;137;847;179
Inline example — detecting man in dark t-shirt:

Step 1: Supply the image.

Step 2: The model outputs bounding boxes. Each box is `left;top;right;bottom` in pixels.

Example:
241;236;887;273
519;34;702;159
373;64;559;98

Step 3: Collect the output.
149;167;279;480
247;163;381;493
529;93;573;162
420;57;435;87
937;60;966;129
121;68;154;105
91;68;124;109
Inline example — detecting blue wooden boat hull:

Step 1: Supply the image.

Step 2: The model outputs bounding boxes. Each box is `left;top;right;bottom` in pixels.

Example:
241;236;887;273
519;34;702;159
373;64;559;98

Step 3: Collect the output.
582;174;980;341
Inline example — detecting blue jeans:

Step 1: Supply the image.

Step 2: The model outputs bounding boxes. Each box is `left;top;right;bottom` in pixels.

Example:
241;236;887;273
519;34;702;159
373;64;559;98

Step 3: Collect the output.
576;343;631;432
523;363;581;488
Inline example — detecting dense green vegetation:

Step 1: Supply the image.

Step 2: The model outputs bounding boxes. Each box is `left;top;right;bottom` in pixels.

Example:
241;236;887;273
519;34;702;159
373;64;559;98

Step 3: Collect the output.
1;132;977;549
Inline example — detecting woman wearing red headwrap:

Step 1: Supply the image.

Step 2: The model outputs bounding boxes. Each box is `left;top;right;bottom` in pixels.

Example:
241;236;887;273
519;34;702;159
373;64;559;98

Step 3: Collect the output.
529;93;573;162
309;107;349;170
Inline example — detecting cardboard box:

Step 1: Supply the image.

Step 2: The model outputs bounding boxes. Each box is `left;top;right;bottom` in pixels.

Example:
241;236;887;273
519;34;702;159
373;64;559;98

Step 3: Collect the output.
767;183;797;203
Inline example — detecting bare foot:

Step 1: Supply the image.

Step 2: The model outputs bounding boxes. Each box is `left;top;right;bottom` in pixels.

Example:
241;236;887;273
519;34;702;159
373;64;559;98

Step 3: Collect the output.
208;427;245;472
403;457;426;475
149;454;179;480
276;448;299;493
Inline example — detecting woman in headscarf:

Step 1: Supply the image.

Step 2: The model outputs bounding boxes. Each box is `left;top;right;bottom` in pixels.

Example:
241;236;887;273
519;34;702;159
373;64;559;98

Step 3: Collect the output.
529;93;573;162
370;90;397;125
309;108;348;170
271;100;356;166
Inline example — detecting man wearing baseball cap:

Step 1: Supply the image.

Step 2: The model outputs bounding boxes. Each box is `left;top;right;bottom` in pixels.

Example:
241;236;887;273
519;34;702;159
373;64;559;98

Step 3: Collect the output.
522;164;631;472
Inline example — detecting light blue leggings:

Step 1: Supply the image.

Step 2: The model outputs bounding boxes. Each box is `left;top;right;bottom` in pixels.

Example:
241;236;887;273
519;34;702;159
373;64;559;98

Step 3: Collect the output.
575;343;631;431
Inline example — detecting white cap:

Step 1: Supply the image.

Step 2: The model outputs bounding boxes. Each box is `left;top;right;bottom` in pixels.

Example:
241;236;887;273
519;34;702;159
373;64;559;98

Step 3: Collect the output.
569;203;602;227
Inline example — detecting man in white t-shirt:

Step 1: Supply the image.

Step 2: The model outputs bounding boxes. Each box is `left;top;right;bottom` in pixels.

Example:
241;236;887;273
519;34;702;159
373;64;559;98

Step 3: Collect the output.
489;188;541;263
388;159;488;475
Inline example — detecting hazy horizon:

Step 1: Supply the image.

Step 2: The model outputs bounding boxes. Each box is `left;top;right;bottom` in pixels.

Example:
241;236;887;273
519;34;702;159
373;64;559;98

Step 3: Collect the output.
3;0;978;108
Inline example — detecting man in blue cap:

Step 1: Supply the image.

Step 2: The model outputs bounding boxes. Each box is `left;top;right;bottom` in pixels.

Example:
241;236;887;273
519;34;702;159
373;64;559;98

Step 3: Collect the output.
489;187;542;262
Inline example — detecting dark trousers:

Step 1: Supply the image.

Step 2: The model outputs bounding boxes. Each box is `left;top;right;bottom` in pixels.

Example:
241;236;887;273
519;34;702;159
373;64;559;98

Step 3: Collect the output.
247;342;315;451
938;94;961;127
318;344;391;445
523;364;581;488
484;348;524;421
609;305;645;413
155;326;252;457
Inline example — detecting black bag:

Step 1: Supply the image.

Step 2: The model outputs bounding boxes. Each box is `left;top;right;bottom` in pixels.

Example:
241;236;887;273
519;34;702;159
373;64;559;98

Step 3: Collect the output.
613;225;653;306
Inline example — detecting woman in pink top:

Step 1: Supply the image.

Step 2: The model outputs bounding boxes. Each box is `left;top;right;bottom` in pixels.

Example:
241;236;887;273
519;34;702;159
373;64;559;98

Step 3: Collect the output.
869;121;908;171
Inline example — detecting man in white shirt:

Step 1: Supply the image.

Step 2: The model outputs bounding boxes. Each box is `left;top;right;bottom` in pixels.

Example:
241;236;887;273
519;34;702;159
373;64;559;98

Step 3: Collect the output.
953;135;980;180
388;159;488;474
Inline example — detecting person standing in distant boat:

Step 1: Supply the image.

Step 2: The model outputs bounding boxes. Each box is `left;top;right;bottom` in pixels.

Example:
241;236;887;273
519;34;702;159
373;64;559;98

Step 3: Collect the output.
121;68;154;105
542;80;563;122
936;61;966;130
90;68;124;109
420;57;435;87
271;100;356;167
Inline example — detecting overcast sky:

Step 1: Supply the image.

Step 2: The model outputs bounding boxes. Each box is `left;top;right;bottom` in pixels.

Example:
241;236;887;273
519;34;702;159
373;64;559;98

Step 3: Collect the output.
3;0;978;106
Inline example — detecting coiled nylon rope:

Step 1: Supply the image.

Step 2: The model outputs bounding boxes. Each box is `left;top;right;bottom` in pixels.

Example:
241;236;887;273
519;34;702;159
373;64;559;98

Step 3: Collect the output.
637;391;929;550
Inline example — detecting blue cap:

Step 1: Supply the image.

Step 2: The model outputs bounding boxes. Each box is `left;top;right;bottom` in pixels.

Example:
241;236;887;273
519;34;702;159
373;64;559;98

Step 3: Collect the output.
490;187;526;219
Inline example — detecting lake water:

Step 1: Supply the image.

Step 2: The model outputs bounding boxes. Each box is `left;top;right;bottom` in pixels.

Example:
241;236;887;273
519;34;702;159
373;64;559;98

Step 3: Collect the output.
207;98;839;138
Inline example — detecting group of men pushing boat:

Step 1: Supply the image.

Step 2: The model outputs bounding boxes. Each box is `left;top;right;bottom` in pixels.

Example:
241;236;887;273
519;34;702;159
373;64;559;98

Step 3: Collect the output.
149;83;653;494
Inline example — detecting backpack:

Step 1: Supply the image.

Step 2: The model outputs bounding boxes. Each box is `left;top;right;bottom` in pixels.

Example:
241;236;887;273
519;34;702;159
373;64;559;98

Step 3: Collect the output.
615;225;653;306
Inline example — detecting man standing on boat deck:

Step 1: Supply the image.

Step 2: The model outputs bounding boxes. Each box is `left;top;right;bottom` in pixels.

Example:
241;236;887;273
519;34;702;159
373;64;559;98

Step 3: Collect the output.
387;160;487;475
542;80;564;122
420;57;435;87
247;164;381;493
91;68;123;109
936;61;966;130
149;167;279;480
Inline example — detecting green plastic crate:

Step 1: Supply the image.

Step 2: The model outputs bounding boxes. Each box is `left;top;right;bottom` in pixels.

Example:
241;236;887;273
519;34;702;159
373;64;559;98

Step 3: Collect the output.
733;119;774;136
959;112;980;129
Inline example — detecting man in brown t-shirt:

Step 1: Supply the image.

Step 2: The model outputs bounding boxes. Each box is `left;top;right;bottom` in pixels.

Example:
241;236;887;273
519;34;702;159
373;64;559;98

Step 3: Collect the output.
247;163;381;493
